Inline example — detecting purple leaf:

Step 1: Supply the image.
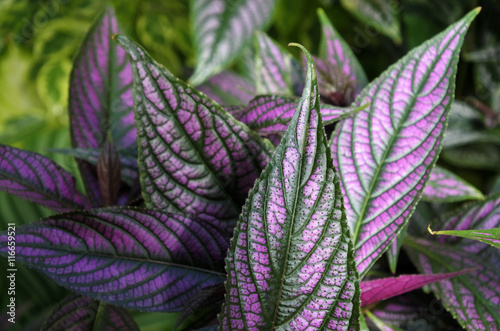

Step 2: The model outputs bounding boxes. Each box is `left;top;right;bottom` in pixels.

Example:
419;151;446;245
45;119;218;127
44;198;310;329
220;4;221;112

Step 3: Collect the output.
317;8;368;96
360;270;471;307
196;71;256;105
227;95;361;145
330;9;479;277
339;0;402;43
405;237;500;330
0;208;228;312
115;35;274;231
190;0;278;85
42;293;139;331
0;144;90;212
219;44;360;330
423;165;484;202
69;7;135;206
255;31;300;95
405;194;500;329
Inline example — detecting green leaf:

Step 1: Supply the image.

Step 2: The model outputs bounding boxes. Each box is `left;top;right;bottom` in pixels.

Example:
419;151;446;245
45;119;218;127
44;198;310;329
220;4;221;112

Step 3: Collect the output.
190;0;278;85
428;226;500;249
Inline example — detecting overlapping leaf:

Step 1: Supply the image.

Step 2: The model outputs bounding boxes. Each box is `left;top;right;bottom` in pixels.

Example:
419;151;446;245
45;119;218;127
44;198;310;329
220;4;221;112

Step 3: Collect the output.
115;35;274;231
359;270;471;307
197;71;256;105
219;44;360;330
423;165;484;202
330;9;479;277
190;0;278;85
227;95;360;145
42;293;139;331
405;193;500;330
318;8;367;95
0;208;228;312
255;31;299;95
0;144;89;212
69;7;135;206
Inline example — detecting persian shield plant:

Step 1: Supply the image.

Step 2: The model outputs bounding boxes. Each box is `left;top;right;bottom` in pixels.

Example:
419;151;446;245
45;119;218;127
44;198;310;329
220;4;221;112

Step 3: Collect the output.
0;3;498;331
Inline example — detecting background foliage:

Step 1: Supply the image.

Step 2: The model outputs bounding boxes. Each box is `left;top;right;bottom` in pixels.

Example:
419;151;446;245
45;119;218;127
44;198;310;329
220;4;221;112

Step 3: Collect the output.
0;0;498;330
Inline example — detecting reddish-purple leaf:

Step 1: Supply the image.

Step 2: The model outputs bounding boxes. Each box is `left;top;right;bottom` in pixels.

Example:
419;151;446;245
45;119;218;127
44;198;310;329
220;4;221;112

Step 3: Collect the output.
42;293;139;331
423;165;484;202
69;7;135;206
196;71;256;105
227;95;360;145
360;270;471;307
0;208;228;312
219;44;360;331
0;144;90;212
330;9;479;277
115;35;274;231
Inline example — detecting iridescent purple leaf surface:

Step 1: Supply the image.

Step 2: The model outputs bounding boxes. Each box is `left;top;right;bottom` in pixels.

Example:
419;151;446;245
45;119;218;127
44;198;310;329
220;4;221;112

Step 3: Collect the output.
196;71;256;105
405;193;500;330
318;8;367;96
0;208;228;312
360;270;471;307
0;144;90;212
42;293;139;331
330;9;479;277
255;31;300;96
227;95;361;145
423;165;484;202
115;35;274;231
428;226;500;249
69;7;135;206
219;44;360;330
190;0;278;85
